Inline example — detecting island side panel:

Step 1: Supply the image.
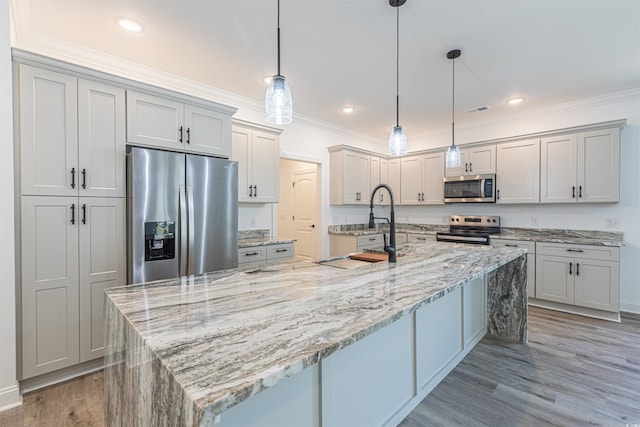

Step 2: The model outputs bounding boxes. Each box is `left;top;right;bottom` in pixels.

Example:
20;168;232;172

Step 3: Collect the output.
104;296;203;426
486;254;528;343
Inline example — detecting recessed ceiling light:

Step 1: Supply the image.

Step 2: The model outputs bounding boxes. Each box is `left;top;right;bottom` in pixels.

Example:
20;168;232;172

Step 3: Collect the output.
117;18;144;33
341;106;355;113
507;97;526;105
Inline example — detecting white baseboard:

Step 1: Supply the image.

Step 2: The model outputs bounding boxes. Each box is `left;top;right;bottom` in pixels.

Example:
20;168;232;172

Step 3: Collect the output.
0;384;21;412
620;301;640;315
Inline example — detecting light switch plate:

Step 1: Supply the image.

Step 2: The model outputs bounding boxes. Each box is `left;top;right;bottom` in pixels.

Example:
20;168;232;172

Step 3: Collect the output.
605;218;620;228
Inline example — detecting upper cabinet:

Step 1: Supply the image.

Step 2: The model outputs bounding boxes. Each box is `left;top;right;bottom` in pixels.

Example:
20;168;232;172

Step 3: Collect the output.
541;128;620;204
18;64;125;198
379;158;401;206
126;91;232;158
400;152;444;205
496;139;540;204
329;148;371;205
444;145;496;177
231;123;281;203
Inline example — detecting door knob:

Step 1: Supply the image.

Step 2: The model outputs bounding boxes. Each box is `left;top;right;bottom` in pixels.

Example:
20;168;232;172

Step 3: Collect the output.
309;224;315;228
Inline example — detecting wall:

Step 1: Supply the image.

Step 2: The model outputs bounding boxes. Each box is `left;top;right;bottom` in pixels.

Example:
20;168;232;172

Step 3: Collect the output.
0;0;20;411
329;92;640;314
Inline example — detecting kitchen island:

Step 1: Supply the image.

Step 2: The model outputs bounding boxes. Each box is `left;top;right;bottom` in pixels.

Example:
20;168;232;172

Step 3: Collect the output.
104;241;527;427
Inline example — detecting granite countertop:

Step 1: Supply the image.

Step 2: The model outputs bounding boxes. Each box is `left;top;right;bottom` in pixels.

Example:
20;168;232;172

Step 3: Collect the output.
328;223;624;247
105;241;525;421
237;228;295;248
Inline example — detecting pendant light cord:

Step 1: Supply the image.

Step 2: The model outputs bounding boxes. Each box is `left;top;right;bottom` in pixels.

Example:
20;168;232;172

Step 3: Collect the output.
451;52;455;147
395;5;400;127
277;0;281;76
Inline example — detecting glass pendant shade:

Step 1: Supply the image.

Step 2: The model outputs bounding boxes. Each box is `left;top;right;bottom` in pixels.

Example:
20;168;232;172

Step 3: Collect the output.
389;125;407;157
445;144;461;168
265;75;292;124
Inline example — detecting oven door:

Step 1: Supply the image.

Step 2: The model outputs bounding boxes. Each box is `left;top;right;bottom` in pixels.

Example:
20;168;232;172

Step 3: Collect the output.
443;174;495;203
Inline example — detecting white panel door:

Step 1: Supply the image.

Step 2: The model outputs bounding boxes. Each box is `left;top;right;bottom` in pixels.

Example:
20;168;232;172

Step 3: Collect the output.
574;259;619;312
79;198;125;362
578;128;620;203
78;80;126;198
292;169;318;261
251;130;280;203
535;255;574;304
421;152;445;204
126;91;184;150
21;196;79;379
496;139;540;204
400;155;422;204
184;104;230;157
540;134;577;203
19;65;78;197
231;126;252;201
467;145;496;175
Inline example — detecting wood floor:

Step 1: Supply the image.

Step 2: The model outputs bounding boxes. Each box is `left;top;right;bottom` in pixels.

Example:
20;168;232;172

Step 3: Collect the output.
1;306;638;426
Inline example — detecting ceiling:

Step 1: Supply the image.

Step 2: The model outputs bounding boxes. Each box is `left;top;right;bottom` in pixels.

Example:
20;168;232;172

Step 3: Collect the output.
10;0;640;142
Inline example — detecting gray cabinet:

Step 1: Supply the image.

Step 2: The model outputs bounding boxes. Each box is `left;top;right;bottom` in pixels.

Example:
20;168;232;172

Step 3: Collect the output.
238;243;294;267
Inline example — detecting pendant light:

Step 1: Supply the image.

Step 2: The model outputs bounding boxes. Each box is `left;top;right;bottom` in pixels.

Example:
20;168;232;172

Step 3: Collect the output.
389;0;407;157
265;0;292;124
445;49;461;168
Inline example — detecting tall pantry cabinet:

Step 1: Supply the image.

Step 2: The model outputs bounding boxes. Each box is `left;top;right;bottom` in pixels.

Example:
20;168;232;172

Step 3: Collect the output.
16;64;126;379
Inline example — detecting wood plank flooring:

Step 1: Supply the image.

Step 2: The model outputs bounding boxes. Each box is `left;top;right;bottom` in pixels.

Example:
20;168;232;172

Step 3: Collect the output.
1;307;638;426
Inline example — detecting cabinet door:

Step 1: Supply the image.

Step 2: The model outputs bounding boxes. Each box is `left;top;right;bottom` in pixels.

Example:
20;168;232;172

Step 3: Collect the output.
78;80;126;198
377;158;387;205
355;153;371;204
232;126;252;201
444;150;467;177
19;65;78;197
496;139;540;204
342;151;359;204
400;156;422;204
79;198;125;362
21;196;79;379
421;152;445;204
535;255;574;304
467;145;496;175
540;134;577;203
578;128;620;203
387;158;401;206
126;91;184;149
184;104;231;157
370;156;381;201
251;130;280;203
574;259;619;312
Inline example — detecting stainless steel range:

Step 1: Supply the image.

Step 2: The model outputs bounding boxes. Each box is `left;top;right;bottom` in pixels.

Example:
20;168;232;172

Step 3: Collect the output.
436;215;501;245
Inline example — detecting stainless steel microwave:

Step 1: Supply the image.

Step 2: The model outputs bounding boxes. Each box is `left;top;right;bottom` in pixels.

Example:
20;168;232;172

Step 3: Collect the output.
443;174;496;203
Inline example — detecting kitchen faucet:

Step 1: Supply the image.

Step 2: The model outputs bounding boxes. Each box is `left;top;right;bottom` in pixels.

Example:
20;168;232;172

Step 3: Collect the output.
368;184;397;262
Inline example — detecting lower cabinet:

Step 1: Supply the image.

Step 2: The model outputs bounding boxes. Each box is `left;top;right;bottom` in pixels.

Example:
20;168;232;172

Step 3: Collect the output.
238;243;294;268
20;196;125;379
491;239;536;298
535;242;619;313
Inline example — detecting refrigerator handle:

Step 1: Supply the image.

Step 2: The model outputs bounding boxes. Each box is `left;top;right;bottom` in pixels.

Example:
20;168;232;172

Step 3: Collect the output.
179;185;188;276
187;185;195;275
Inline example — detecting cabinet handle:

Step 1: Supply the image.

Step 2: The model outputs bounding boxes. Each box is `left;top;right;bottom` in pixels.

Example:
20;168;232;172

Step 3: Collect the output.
572;186;576;198
276;248;288;253
422;192;425;201
469;162;473;172
245;252;260;256
497;189;500;200
71;167;76;189
186;127;190;144
579;185;583;198
465;163;468;173
81;204;87;224
249;185;254;197
576;263;580;276
70;203;76;225
254;185;258;197
569;261;573;275
179;126;184;143
566;249;584;253
417;237;426;241
505;244;519;247
380;193;383;203
81;168;87;190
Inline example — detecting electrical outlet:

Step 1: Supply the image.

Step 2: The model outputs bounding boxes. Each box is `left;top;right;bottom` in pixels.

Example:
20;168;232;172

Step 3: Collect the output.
605;218;620;229
530;216;538;226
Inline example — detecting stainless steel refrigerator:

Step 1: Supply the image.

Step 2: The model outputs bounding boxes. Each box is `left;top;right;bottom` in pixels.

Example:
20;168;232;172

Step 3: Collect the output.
127;146;238;284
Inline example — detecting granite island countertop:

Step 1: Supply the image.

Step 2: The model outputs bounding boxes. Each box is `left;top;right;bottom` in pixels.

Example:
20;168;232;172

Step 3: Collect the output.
104;241;526;425
328;223;624;247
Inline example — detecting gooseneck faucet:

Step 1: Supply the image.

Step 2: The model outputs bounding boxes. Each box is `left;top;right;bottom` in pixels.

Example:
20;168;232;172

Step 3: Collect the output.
369;184;397;262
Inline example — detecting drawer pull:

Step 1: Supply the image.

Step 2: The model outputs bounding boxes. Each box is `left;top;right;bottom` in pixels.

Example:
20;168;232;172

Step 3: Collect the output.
245;252;260;256
369;238;377;241
416;237;426;241
566;249;584;253
505;244;519;247
276;248;288;253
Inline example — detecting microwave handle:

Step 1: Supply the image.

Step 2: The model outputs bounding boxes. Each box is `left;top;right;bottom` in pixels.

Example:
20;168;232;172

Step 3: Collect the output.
480;178;486;198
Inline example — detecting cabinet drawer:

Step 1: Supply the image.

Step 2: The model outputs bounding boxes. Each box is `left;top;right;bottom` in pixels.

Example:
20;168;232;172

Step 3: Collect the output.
536;242;619;261
407;234;434;244
267;244;294;260
491;239;535;254
357;234;384;247
238;246;267;264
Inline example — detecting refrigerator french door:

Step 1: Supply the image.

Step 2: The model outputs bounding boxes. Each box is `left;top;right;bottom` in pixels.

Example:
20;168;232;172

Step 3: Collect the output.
127;147;238;284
